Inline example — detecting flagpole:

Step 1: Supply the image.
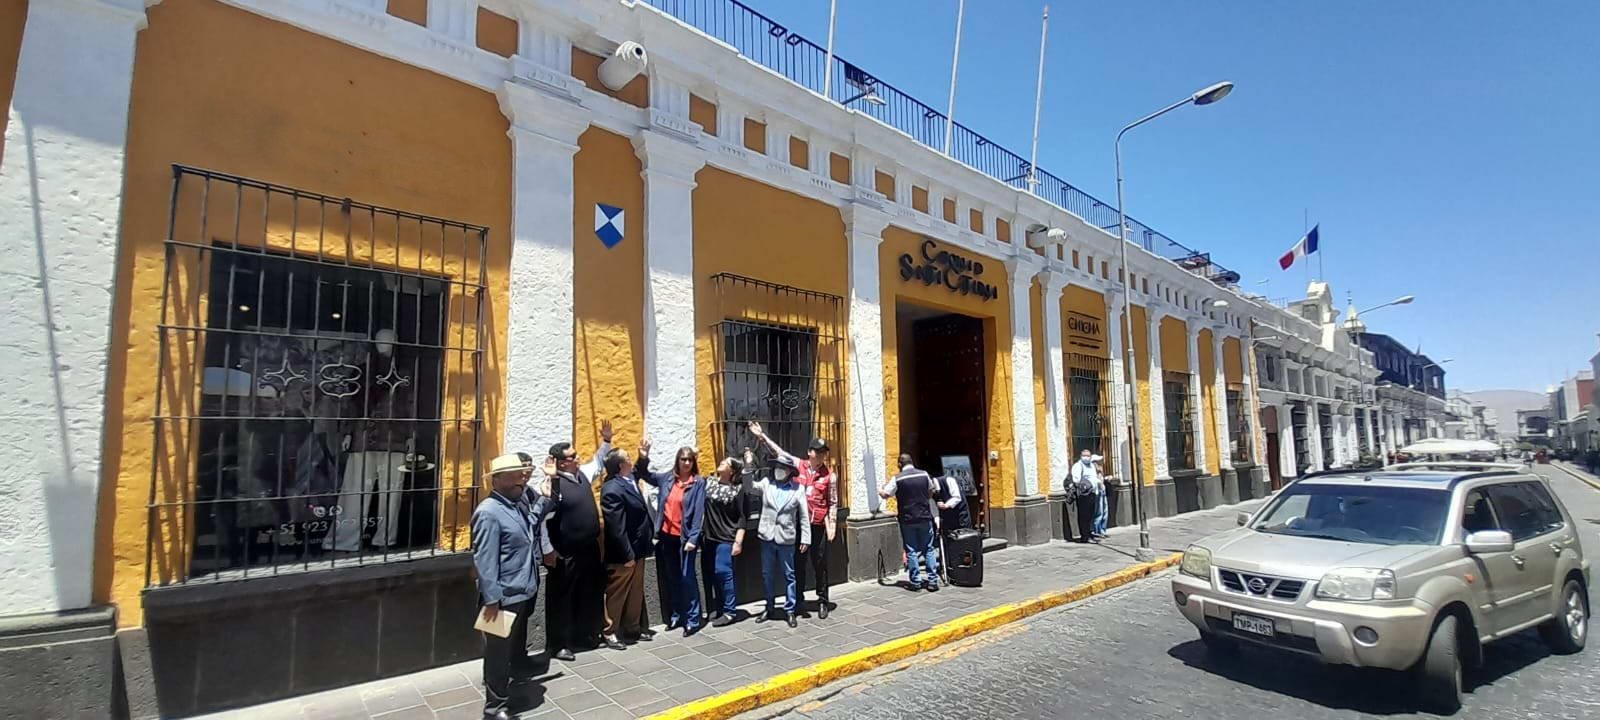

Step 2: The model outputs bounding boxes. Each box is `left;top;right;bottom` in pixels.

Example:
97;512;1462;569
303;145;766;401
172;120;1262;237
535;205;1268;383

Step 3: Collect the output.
943;0;967;156
1303;209;1311;286
823;0;839;100
1026;5;1049;189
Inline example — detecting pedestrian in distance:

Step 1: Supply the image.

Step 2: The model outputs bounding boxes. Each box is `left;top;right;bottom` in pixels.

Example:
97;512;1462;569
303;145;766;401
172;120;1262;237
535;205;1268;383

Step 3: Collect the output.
599;446;656;649
1069;449;1100;543
880;454;940;591
754;454;811;626
638;441;708;636
471;452;555;720
701;452;755;627
750;421;838;619
541;421;613;662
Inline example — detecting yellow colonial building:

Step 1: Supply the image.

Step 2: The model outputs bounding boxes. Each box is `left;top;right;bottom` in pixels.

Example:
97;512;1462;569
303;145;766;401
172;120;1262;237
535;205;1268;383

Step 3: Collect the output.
0;0;1277;716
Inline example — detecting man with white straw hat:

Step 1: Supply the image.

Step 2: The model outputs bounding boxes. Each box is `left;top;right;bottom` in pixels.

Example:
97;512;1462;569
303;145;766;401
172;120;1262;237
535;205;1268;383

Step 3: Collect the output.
472;451;554;720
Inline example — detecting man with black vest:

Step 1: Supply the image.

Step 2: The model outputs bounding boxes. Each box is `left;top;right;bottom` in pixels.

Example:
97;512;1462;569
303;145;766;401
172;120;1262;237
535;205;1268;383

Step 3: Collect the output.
541;421;612;661
879;454;941;591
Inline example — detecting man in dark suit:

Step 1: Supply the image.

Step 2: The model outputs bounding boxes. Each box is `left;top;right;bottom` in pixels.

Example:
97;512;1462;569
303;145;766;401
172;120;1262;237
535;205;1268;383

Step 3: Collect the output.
600;447;656;648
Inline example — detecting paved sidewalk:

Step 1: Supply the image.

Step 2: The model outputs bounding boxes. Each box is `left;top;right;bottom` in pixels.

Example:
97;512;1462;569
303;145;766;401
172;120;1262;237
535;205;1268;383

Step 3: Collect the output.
200;501;1257;720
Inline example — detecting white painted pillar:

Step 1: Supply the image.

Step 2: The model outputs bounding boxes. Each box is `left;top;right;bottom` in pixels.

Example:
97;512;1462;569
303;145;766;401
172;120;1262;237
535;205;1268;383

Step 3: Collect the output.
842;203;892;517
1107;293;1133;485
1278;402;1297;477
498;82;588;450
1212;331;1233;472
1305;401;1324;471
1040;273;1071;491
1005;256;1043;497
1148;309;1170;479
1186;322;1207;473
634;131;705;448
0;0;152;615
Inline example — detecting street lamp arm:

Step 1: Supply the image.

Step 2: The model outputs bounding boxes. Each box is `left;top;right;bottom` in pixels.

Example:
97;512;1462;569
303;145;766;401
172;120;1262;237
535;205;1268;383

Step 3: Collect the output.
1116;96;1198;146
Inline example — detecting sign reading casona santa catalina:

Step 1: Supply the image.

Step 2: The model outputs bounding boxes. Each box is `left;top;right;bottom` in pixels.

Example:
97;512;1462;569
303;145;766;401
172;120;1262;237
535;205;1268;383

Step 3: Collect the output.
899;239;998;301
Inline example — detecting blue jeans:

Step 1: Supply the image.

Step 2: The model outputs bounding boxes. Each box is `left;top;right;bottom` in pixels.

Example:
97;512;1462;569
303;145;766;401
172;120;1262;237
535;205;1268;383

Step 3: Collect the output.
701;539;737;616
899;520;940;586
761;540;797;614
1093;489;1108;535
657;535;702;630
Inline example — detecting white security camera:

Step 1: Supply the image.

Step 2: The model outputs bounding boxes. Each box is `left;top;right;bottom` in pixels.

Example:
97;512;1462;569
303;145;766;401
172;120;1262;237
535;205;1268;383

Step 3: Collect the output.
1024;224;1067;249
598;41;648;91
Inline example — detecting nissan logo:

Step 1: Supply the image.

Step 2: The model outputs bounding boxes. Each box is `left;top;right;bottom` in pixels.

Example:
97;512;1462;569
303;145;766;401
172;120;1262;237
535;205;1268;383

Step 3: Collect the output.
1246;577;1269;594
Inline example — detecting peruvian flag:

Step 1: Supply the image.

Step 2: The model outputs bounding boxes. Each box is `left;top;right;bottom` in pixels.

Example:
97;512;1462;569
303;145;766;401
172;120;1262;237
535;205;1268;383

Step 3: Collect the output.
1279;225;1319;270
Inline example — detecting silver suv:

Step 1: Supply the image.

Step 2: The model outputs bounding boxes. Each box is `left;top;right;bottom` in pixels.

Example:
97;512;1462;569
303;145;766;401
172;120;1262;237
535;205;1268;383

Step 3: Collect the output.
1171;464;1590;713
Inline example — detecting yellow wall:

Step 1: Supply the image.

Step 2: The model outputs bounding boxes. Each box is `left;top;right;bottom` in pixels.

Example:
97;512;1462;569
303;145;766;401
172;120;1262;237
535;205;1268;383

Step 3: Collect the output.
1030;279;1049;491
96;0;513;626
744;118;767;154
689;94;717;136
690;167;849;490
828;153;850;184
788;136;809;170
911;186;929;214
386;0;425;26
873;170;894;198
0;0;25;167
1130;305;1154;484
1159;316;1189;373
1061;285;1109;359
1199;328;1220;475
1223;336;1244;383
941;197;956;224
573;128;645;452
475;9;518;58
880;227;1016;509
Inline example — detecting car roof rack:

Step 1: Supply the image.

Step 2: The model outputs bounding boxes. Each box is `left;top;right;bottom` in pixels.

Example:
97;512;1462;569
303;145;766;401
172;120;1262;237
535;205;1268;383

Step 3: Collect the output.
1385;462;1524;472
1448;469;1525;488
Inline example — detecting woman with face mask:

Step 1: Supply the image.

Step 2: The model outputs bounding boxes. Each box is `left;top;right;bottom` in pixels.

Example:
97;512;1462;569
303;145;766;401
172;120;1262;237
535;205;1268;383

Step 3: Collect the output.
752;454;811;627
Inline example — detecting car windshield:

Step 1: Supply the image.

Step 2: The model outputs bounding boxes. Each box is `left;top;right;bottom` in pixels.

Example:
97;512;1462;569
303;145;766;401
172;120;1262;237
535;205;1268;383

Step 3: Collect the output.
1251;483;1450;545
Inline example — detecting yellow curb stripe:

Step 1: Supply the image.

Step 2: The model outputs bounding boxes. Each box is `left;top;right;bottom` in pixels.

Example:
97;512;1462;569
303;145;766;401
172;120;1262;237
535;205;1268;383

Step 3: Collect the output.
1553;462;1600;491
645;552;1184;720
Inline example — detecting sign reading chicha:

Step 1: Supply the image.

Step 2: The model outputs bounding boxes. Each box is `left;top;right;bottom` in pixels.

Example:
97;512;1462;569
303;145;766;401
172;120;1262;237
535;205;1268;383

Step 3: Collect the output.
899;239;999;301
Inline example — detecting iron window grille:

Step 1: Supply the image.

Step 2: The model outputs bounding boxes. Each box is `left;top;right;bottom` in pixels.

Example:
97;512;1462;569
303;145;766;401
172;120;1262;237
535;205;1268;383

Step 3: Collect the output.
1318;403;1335;468
146;166;487;587
707;273;845;493
1290;402;1311;474
1067;354;1112;461
1226;386;1251;463
1356;412;1371;455
1164;371;1195;471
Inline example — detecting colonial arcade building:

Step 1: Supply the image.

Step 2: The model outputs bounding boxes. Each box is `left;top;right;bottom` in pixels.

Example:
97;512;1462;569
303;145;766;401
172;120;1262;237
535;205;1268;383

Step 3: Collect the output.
1;0;1279;715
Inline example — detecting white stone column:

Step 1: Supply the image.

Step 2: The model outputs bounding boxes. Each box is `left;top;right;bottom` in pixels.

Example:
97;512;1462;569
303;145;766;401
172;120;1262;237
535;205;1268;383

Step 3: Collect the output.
0;0;151;615
1212;331;1233;472
1040;273;1071;492
842;203;892;517
499;82;588;450
634;131;705;448
1107;293;1133;485
1186;322;1208;473
1305;401;1324;471
1005;256;1044;498
1278;401;1297;477
1148;309;1170;479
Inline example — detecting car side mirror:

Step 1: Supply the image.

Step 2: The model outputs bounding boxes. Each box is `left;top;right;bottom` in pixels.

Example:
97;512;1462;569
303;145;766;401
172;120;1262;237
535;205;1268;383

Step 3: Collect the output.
1465;530;1513;554
1236;512;1250;527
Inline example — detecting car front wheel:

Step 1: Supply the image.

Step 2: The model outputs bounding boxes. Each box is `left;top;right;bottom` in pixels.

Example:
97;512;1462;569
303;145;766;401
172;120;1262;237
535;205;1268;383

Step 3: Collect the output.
1539;579;1588;654
1415;614;1463;714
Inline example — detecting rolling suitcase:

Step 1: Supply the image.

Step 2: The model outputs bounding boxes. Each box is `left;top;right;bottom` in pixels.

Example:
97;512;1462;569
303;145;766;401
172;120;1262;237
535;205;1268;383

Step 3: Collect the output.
943;528;983;587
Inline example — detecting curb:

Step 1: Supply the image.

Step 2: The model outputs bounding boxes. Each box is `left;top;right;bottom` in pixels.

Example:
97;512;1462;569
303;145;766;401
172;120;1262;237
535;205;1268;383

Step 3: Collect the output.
1552;462;1600;491
643;552;1184;720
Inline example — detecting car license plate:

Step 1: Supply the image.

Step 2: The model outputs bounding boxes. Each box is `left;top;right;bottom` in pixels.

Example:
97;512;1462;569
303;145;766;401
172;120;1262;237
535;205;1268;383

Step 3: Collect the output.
1232;612;1276;637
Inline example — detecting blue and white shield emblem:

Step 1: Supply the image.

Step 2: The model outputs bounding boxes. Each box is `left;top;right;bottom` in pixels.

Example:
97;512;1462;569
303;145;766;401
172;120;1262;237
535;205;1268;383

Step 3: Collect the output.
594;203;625;248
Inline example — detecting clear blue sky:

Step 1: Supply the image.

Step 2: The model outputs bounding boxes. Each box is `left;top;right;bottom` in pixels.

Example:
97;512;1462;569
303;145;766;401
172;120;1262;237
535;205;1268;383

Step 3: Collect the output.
737;0;1598;392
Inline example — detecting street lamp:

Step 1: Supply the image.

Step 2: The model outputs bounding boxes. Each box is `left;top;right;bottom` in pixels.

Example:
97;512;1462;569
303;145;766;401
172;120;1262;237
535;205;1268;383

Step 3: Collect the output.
1358;295;1415;315
1114;80;1234;559
842;85;887;107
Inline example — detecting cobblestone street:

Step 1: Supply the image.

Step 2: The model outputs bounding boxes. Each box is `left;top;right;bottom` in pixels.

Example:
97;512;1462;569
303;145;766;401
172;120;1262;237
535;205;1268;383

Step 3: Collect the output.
757;465;1600;720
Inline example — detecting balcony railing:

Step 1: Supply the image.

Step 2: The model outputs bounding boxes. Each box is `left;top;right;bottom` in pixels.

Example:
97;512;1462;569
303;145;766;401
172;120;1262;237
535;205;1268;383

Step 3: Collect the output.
643;0;1238;286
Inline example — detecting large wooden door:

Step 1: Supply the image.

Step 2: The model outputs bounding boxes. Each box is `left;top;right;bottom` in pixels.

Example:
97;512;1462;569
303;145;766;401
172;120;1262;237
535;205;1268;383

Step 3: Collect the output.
911;314;988;531
1261;406;1282;489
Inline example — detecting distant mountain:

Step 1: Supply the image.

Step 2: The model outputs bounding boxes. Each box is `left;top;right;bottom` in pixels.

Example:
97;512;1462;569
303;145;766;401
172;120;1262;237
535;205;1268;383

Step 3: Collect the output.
1462;389;1548;437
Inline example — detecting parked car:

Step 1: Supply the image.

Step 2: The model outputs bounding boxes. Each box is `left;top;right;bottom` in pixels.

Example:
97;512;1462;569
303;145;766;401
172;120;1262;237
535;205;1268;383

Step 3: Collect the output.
1171;463;1589;713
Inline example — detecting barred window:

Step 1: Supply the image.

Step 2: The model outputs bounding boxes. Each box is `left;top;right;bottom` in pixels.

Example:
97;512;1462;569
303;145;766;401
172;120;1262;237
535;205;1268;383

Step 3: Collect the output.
1164;371;1195;471
147;167;486;586
1226;387;1251;463
1291;402;1312;474
1356;411;1371;455
1067;354;1111;459
1318;403;1335;468
707;274;844;488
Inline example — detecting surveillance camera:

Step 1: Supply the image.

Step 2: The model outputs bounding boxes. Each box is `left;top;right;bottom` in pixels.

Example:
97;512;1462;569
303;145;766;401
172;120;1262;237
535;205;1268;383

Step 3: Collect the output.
598;41;648;91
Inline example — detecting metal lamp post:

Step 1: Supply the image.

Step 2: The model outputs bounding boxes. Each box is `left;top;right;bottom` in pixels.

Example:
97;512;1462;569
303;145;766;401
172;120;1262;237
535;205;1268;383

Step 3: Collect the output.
1115;80;1233;558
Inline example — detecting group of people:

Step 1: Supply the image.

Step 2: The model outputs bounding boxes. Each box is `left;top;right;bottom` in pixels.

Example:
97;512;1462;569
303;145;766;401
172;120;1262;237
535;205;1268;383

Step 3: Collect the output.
467;420;839;720
1068;449;1110;543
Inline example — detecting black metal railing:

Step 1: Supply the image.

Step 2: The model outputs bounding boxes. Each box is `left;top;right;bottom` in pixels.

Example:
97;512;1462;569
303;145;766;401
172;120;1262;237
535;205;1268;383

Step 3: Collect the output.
641;0;1237;285
1164;373;1196;470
